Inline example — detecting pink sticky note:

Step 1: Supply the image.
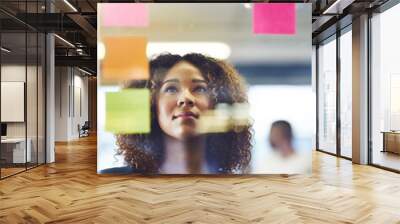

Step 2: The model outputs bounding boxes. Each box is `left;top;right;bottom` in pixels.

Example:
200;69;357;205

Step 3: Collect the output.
253;3;296;35
102;3;149;27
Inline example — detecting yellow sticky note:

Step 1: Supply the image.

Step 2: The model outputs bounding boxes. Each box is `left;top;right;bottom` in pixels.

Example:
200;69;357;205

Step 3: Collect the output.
101;36;149;83
105;89;150;134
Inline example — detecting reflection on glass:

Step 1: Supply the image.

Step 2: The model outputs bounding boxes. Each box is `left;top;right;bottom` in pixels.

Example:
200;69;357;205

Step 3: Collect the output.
197;103;251;134
340;29;352;158
318;37;337;154
97;3;313;175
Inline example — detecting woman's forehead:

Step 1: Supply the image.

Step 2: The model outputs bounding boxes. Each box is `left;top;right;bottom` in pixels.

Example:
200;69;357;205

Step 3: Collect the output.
163;61;205;81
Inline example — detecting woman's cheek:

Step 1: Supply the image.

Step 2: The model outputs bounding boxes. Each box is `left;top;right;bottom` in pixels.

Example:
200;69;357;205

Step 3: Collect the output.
198;96;211;110
160;96;177;117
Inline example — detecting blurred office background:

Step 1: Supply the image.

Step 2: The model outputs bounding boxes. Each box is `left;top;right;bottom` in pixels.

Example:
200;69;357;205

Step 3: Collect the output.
97;3;313;173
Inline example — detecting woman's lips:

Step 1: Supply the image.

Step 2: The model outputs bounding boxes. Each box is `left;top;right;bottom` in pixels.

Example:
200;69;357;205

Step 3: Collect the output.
173;112;199;120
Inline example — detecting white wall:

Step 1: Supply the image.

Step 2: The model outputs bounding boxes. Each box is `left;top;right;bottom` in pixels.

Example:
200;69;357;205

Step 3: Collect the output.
72;73;89;138
1;66;26;129
1;64;46;163
1;65;36;138
55;66;69;141
55;67;89;141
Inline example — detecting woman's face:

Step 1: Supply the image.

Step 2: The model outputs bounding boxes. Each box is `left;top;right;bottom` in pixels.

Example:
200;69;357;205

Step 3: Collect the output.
157;61;211;140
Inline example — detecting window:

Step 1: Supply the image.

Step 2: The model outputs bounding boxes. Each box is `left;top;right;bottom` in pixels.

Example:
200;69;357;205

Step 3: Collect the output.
370;3;400;171
339;28;352;158
317;36;337;154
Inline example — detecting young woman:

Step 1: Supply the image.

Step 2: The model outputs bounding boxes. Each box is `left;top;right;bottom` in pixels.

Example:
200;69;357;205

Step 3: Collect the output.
101;53;252;174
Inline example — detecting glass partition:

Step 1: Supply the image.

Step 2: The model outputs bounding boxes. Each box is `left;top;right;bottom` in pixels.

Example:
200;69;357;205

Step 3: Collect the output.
0;1;46;179
317;36;337;154
1;30;28;177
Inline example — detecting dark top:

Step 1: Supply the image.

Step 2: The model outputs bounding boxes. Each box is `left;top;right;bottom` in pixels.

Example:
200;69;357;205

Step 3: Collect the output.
98;163;227;174
98;166;137;174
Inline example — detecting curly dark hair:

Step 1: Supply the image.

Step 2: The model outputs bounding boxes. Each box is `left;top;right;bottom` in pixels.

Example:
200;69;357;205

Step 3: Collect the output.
115;53;252;173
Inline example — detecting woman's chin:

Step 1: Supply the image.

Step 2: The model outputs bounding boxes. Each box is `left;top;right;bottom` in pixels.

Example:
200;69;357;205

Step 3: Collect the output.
162;125;200;140
175;128;200;140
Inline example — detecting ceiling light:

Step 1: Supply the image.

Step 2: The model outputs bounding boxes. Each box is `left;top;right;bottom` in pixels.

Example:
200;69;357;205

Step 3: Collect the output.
78;67;93;76
1;47;11;53
323;0;354;15
54;34;75;48
98;42;106;60
63;0;78;12
146;42;231;60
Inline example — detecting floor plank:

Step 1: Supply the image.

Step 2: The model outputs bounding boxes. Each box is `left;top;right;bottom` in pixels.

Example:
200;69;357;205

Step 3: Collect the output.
1;135;400;223
373;151;400;171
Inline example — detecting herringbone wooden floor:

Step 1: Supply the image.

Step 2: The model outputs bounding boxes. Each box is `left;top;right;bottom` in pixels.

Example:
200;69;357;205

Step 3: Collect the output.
1;135;400;224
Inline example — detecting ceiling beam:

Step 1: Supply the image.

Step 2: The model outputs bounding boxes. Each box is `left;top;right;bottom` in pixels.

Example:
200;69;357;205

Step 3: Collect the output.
67;13;97;41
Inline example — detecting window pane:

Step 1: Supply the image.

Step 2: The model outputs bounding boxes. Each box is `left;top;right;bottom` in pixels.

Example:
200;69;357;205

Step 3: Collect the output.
318;37;337;154
340;29;352;158
1;30;27;177
371;4;400;171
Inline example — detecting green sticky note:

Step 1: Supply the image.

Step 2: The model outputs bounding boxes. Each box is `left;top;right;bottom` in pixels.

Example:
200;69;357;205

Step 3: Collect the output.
106;89;150;134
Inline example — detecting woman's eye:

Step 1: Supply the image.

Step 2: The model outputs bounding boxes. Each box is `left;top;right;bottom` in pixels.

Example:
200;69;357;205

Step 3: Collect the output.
194;86;208;93
164;86;178;93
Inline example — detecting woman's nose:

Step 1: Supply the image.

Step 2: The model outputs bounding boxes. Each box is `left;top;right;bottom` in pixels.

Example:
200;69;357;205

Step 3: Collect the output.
177;90;195;107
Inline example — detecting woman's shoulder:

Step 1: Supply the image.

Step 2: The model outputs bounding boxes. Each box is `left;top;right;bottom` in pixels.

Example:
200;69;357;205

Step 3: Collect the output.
98;166;136;174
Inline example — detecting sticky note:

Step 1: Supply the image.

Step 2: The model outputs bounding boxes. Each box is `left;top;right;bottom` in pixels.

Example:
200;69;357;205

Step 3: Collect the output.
101;3;149;27
101;36;149;83
105;89;150;134
253;3;296;35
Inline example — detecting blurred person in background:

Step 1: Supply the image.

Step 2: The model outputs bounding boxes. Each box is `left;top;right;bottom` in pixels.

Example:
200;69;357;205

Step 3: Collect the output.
269;120;295;158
